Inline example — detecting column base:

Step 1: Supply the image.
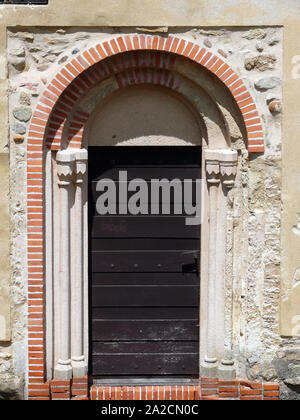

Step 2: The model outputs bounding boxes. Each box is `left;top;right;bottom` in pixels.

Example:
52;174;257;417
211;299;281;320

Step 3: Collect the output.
54;360;73;380
218;359;236;381
72;357;88;378
200;357;219;378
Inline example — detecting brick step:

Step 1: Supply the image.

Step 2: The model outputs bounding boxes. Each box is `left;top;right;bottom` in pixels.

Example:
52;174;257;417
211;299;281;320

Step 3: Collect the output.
28;377;280;400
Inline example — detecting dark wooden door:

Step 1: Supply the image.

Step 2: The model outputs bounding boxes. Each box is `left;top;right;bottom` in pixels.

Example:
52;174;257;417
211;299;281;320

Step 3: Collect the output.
89;147;201;379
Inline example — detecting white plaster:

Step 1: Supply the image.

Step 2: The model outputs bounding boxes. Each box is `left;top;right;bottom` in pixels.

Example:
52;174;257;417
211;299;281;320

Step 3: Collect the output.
0;315;6;341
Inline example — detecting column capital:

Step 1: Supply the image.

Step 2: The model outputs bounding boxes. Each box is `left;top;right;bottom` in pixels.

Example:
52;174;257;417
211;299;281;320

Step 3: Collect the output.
56;150;76;186
75;148;88;185
205;150;221;185
219;150;238;189
205;149;238;188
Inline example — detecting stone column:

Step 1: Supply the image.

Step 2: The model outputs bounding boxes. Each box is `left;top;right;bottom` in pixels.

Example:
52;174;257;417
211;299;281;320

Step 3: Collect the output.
201;150;221;378
201;149;238;379
218;150;238;381
72;149;88;378
54;150;75;380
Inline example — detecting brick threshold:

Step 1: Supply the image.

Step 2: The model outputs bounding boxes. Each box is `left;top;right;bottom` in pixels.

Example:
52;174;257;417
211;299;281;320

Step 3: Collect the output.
28;377;280;400
90;379;280;401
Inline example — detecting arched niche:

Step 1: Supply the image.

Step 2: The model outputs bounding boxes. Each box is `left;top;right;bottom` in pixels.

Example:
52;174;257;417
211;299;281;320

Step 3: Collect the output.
85;85;203;147
27;37;260;383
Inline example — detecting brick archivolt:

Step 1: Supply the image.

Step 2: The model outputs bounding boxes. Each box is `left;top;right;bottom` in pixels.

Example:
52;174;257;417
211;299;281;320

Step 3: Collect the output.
28;35;264;155
26;34;264;392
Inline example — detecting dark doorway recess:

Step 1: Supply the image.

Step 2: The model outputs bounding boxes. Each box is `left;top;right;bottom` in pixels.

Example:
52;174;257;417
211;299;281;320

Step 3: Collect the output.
89;147;201;381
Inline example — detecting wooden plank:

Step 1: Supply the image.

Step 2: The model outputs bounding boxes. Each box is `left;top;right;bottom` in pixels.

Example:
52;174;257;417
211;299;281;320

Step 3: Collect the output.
89;146;202;378
90;204;200;217
91;272;200;286
92;353;199;376
92;341;199;354
92;307;199;320
91;216;200;238
91;250;199;273
92;320;198;341
91;285;199;307
91;238;200;251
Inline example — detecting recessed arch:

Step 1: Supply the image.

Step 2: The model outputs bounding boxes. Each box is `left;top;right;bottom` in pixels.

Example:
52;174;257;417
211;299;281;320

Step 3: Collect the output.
25;34;264;387
28;34;264;157
64;67;229;151
84;84;204;147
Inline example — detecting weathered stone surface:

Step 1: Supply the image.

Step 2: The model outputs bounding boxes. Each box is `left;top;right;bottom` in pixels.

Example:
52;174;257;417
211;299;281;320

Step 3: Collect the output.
218;49;227;58
9;57;26;72
13;106;32;122
204;38;212;48
46;48;64;56
273;358;300;399
269;100;282;114
0;295;10;342
283;348;300;361
58;55;68;64
13;135;24;144
13;123;26;135
0;376;24;400
136;27;168;33
256;41;264;52
72;33;90;41
43;36;69;45
284;377;300;386
198;29;227;36
262;365;277;381
29;46;42;53
11;47;25;58
245;55;277;71
269;36;280;46
11;32;34;43
37;64;49;72
19;92;31;106
31;54;40;64
255;77;281;91
243;29;267;39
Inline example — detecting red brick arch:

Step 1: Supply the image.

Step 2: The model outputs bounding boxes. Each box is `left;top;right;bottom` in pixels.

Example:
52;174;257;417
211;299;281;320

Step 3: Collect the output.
30;34;264;154
26;34;265;399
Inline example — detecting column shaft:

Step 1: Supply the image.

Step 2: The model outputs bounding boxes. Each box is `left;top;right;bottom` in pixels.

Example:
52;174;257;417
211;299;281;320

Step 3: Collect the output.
54;150;75;380
72;149;88;378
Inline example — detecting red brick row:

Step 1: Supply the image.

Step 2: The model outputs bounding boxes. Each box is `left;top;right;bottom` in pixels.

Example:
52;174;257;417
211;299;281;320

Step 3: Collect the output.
27;377;280;401
90;380;280;401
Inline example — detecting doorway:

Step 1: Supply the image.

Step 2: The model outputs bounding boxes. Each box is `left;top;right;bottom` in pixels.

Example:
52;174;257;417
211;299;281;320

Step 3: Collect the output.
89;146;201;381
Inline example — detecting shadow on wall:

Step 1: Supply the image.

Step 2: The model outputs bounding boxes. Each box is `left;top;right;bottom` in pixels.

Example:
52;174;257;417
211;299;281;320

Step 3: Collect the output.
85;85;203;147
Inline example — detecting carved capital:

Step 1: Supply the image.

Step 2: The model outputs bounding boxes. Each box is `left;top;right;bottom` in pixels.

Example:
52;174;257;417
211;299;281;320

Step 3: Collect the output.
75;148;88;185
205;150;221;185
56;150;76;186
219;150;238;189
